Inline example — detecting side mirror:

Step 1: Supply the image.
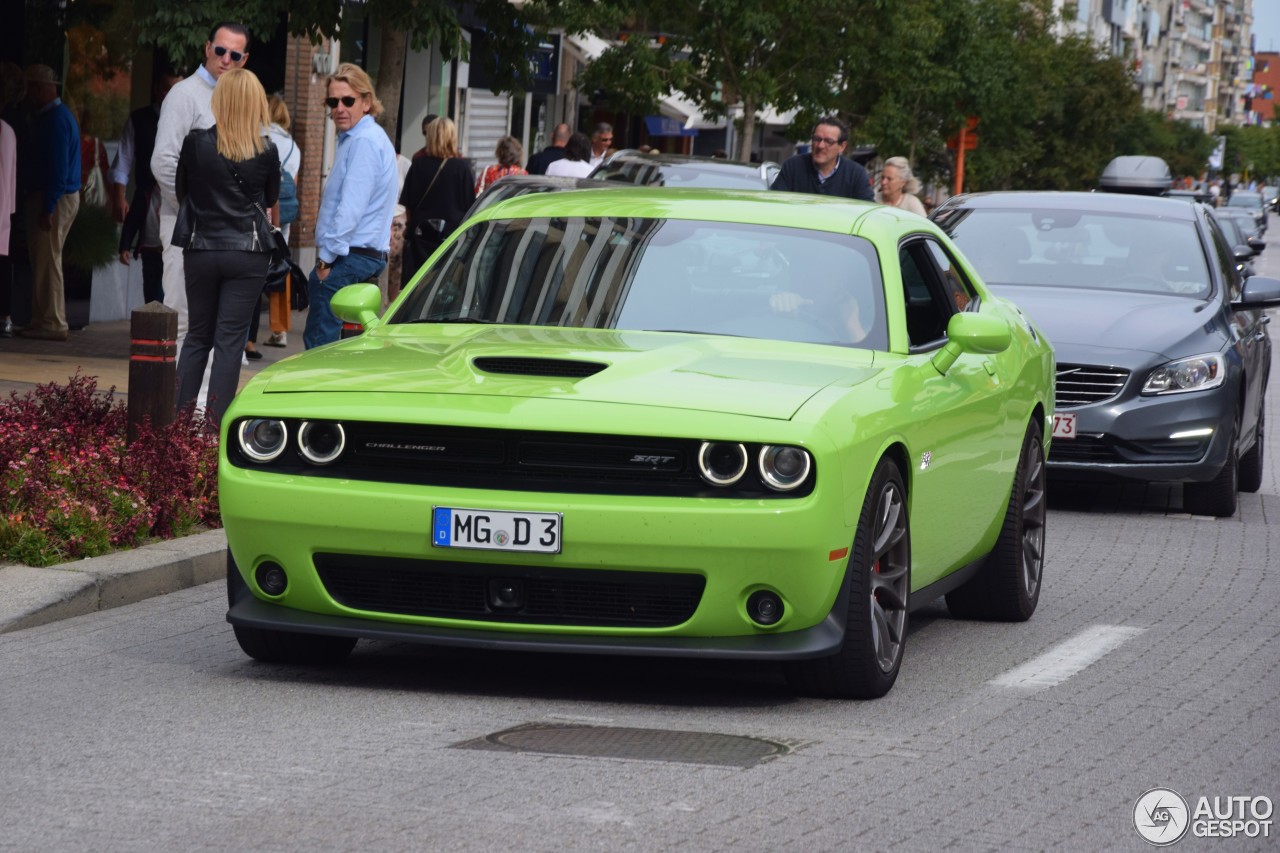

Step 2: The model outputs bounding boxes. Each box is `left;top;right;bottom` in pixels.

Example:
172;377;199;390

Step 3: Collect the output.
1233;275;1280;311
1233;245;1253;263
330;283;383;329
932;312;1012;374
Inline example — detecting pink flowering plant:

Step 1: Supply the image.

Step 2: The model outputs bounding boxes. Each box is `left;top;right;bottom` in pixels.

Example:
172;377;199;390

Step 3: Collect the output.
0;374;220;567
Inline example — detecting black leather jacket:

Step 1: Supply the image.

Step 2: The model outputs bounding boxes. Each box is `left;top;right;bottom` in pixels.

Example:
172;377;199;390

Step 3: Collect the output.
172;127;280;252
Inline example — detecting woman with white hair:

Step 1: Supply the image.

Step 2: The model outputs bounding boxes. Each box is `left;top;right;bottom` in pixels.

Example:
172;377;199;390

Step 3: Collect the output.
877;156;927;216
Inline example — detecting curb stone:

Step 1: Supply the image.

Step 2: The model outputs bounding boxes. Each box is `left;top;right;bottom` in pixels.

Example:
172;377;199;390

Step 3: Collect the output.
0;528;227;634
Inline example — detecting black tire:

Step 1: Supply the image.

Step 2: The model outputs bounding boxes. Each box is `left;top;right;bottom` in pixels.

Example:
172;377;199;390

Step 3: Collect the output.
1238;409;1264;494
786;458;910;699
1183;423;1239;517
226;551;357;665
946;421;1046;622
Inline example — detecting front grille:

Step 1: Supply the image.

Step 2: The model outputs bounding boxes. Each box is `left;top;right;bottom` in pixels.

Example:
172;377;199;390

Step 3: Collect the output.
473;357;608;378
229;422;815;498
314;554;704;627
1055;364;1130;408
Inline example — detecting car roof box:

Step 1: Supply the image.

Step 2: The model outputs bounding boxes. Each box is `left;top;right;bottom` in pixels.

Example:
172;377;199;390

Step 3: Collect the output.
1099;156;1173;195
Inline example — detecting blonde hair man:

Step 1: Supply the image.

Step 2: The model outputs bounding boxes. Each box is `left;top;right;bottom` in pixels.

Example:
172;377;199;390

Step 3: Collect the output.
304;62;398;349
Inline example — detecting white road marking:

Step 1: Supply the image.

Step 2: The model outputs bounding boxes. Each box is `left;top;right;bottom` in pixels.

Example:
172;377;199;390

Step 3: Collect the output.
991;624;1144;690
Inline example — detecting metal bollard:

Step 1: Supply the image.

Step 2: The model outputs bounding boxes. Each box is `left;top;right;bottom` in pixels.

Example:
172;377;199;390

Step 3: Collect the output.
127;302;177;443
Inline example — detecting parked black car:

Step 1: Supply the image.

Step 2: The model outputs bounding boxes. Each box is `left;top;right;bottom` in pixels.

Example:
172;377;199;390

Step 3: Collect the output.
589;150;780;190
934;191;1280;516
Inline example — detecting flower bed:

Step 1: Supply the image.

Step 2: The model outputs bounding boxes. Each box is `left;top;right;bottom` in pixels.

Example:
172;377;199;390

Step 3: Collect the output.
0;374;220;567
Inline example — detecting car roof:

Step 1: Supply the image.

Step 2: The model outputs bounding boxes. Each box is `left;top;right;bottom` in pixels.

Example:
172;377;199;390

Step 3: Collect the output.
939;190;1200;221
469;186;929;239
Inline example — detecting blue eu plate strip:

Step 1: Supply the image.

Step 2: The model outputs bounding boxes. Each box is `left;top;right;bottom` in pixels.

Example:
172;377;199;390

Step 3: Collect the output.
433;508;452;546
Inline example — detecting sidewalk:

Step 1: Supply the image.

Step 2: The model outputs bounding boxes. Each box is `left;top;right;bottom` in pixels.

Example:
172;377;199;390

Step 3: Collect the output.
0;306;307;633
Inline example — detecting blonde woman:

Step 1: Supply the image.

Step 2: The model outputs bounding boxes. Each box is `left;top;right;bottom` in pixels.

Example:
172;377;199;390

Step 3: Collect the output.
172;68;280;424
877;156;927;216
398;116;475;288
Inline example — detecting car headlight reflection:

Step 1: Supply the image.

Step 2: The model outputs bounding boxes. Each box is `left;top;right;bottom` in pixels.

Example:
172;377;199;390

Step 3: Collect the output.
758;445;812;491
698;441;748;486
237;418;288;463
297;421;346;465
1143;353;1225;395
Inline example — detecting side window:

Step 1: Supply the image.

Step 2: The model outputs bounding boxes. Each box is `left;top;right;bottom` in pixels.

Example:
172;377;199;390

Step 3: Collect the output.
1204;217;1241;301
899;240;955;349
924;241;976;312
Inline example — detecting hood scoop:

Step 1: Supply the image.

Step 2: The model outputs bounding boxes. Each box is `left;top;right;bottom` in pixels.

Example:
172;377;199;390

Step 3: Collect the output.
472;356;608;379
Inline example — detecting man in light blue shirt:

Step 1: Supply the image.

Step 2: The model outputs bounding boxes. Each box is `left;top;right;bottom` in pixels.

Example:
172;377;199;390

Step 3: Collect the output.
304;63;399;349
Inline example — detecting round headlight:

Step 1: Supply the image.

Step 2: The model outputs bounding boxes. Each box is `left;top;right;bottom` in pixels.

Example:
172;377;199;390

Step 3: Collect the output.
758;445;812;491
698;441;748;486
297;421;346;465
237;418;288;463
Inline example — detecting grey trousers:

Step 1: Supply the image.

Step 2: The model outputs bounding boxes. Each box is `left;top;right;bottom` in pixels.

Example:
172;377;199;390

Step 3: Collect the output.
176;250;269;426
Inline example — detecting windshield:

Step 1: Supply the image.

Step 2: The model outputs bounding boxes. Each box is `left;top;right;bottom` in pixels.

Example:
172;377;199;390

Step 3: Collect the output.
1228;193;1262;208
392;216;888;349
948;208;1211;298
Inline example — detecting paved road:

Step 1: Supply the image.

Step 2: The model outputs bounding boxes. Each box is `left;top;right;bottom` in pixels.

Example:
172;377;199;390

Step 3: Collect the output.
0;230;1277;852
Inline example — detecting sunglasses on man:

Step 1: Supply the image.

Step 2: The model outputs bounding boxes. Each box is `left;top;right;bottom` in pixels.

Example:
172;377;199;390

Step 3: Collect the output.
325;96;361;109
212;45;245;63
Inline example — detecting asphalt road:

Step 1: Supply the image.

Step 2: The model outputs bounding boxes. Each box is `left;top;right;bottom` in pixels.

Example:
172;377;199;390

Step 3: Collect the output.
0;228;1277;852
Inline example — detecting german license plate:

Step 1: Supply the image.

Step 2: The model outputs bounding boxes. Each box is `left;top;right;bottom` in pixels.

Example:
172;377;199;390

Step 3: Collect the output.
1051;412;1077;439
432;507;562;554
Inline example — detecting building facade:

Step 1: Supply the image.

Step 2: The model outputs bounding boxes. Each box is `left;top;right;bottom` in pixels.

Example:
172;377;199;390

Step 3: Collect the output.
1054;0;1257;132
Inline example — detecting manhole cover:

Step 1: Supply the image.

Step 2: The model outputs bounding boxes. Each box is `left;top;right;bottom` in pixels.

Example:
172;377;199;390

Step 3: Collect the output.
453;722;804;768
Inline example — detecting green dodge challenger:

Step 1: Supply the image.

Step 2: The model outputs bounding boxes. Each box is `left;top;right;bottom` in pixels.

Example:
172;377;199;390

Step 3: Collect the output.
221;188;1055;698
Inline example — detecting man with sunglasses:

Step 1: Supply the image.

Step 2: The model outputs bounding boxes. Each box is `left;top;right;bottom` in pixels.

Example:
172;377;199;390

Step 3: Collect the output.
150;22;250;387
771;116;873;201
304;62;398;349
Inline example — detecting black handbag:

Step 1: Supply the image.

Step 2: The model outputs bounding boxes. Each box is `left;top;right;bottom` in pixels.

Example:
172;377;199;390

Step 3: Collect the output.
223;155;291;289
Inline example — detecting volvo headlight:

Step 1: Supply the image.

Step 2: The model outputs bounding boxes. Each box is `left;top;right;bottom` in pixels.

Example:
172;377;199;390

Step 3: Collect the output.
1142;353;1225;395
758;445;812;491
236;419;288;463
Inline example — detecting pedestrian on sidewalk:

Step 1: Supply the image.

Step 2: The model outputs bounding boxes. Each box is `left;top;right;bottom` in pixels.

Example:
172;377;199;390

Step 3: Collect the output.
18;64;80;342
0;63;18;338
172;68;279;426
876;156;927;216
256;93;300;350
151;22;250;387
304;63;397;349
112;69;180;306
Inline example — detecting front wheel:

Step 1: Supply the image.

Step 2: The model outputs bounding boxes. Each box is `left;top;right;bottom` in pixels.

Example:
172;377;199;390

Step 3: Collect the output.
1238;409;1264;494
1183;422;1238;517
786;458;910;699
947;421;1046;622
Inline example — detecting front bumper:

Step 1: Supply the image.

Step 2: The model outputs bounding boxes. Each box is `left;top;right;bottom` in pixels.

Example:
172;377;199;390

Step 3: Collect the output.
227;594;848;660
220;469;856;649
1048;384;1235;483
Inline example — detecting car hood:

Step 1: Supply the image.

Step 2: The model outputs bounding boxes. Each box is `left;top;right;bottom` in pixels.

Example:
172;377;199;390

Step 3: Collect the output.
991;285;1220;363
258;326;880;420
